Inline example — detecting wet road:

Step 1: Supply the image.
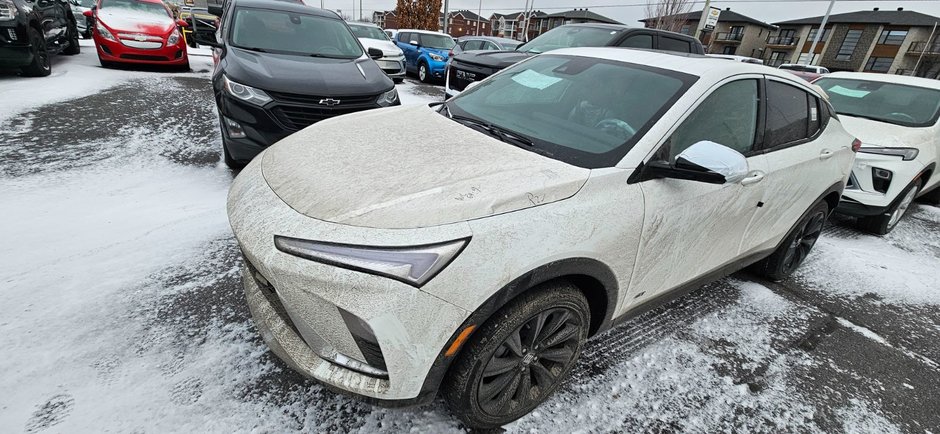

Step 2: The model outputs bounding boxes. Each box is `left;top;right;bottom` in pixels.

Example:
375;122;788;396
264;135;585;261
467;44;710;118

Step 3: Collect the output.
1;68;938;433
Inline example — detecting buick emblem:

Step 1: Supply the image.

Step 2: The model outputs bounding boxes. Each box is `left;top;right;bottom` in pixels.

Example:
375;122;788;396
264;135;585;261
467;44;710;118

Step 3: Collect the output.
318;98;341;107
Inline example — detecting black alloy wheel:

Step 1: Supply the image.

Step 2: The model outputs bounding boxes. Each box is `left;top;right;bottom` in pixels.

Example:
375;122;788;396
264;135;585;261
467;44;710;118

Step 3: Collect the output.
21;28;51;77
443;282;590;429
64;19;81;55
753;201;828;281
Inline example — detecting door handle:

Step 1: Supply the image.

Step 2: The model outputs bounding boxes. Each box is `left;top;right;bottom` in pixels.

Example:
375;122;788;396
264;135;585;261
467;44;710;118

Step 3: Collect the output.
740;171;765;186
819;149;834;160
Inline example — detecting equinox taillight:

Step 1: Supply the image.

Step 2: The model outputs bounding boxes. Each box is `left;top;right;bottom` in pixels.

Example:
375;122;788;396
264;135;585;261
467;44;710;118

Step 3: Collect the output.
851;138;862;152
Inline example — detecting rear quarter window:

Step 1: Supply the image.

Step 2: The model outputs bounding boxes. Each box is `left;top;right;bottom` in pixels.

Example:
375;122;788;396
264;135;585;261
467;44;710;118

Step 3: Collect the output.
659;37;692;53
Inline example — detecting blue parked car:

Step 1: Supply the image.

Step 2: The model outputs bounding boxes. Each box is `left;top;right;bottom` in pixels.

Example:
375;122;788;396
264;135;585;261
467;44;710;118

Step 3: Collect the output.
394;29;455;83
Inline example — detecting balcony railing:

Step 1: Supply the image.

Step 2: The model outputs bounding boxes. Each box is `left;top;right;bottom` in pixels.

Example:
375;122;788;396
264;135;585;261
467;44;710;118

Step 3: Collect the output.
907;41;940;55
714;32;744;43
766;36;797;46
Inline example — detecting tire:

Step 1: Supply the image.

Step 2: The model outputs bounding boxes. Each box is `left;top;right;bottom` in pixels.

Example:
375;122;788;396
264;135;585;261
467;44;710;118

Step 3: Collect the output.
220;131;246;170
753;201;828;281
418;62;430;83
443;282;590;430
177;61;191;72
63;19;81;55
393;77;404;84
21;28;51;77
99;56;116;68
918;184;940;206
858;178;922;235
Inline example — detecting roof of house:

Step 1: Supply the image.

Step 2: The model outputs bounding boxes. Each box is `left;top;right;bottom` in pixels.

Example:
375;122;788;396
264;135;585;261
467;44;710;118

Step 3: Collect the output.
640;8;775;29
450;10;485;21
544;8;620;24
490;10;546;20
775;8;940;27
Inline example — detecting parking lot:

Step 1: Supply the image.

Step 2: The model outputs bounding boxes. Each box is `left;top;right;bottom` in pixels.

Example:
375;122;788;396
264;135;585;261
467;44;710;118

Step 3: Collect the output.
1;40;939;433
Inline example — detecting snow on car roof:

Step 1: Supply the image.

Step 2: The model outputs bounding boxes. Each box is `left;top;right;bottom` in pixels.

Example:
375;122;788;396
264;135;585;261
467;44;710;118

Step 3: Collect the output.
821;71;940;91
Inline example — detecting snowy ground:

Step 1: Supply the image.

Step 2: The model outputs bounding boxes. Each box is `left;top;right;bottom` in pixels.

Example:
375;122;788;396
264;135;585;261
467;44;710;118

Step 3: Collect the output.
1;44;939;433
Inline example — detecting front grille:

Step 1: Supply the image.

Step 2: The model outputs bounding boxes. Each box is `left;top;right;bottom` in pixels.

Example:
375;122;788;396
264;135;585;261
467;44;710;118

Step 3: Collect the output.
120;54;168;61
267;91;377;106
448;61;494;92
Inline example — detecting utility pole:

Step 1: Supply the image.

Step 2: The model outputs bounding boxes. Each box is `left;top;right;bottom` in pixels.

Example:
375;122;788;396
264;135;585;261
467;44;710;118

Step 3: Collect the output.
443;0;450;33
476;0;482;35
522;0;534;41
805;0;835;65
694;0;711;43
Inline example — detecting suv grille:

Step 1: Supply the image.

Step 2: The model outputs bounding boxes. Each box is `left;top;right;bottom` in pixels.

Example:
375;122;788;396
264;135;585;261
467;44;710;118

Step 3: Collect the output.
267;91;379;130
448;60;495;92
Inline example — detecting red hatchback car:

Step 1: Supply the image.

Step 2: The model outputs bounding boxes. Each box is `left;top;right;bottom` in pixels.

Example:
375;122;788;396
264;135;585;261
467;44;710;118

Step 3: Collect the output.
84;0;189;70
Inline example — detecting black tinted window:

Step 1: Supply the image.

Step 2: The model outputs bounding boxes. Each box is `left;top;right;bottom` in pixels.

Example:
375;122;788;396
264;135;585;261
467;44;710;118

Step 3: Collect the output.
619;34;652;49
660;37;692;53
765;81;809;147
808;94;821;135
664;79;759;159
399;32;412;43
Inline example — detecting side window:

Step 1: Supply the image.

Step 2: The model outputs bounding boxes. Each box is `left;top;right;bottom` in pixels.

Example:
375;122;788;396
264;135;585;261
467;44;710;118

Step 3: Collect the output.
619;34;652;49
400;32;412;44
457;40;468;49
464;40;483;50
659;37;692;53
765;81;810;147
485;41;500;50
807;94;821;136
661;79;759;160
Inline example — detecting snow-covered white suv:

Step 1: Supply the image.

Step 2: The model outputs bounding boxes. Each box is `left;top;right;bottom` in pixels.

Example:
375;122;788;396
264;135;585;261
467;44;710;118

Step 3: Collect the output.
227;48;857;429
815;72;940;234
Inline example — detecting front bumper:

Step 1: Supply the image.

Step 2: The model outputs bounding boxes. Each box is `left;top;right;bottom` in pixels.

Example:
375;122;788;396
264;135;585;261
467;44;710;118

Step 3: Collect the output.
836;151;926;216
228;160;471;402
94;33;188;65
376;55;405;78
0;22;32;68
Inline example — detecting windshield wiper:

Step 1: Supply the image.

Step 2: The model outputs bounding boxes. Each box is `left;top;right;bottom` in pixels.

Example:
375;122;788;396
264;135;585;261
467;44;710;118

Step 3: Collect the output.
239;46;267;53
308;53;350;59
449;114;534;148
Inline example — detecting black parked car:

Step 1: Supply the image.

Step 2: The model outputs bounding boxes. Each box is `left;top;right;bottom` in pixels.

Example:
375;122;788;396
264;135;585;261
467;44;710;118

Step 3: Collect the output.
445;24;704;99
0;0;81;76
195;0;397;169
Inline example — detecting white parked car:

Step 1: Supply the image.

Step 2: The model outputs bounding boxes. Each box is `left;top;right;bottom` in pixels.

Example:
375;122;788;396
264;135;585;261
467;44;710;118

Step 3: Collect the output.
814;72;940;234
707;54;764;64
347;22;406;82
227;48;856;429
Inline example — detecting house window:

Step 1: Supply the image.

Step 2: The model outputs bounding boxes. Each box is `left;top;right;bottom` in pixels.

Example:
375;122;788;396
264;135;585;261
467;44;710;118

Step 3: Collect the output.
730;25;745;38
877;29;908;45
807;27;829;42
797;52;819;65
722;45;737;54
864;57;894;72
680;24;691;35
836;30;863;61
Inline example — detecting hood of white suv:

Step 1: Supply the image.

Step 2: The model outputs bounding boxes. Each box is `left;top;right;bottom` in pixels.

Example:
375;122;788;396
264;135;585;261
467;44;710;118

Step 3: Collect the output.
261;105;590;229
358;38;403;57
839;115;936;149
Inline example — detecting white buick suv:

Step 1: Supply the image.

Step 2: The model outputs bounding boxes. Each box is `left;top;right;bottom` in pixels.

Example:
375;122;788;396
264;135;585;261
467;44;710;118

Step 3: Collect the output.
227;48;857;428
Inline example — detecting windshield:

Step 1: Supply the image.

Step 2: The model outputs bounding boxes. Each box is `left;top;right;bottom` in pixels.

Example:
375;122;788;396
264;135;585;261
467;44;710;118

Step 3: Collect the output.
230;8;363;58
419;33;455;49
99;0;170;16
814;77;940;127
520;26;621;54
448;55;694;168
349;23;390;41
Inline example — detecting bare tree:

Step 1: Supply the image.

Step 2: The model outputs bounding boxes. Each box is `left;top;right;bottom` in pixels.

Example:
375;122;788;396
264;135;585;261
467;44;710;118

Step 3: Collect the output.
396;0;443;30
644;0;694;34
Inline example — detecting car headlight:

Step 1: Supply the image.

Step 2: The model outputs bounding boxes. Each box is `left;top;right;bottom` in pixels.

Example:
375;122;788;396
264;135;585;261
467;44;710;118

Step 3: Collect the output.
274;236;468;287
222;75;272;106
858;147;919;161
429;53;444;62
96;20;116;41
167;28;181;46
376;88;398;106
0;0;18;21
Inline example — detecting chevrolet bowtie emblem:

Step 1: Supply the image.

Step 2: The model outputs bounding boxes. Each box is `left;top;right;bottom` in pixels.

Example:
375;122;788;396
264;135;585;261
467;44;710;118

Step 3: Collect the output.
318;98;341;106
135;35;147;42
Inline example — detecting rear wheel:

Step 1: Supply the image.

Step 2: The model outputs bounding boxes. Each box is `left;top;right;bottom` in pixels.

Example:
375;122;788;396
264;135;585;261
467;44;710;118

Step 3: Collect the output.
753;201;828;281
443;282;589;429
21;28;51;77
858;178;921;235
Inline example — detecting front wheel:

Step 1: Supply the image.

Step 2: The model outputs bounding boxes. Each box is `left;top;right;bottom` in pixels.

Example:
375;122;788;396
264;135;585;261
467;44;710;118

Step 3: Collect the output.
443;282;590;429
418;62;430;83
753;201;828;281
858;178;921;235
63;19;81;55
21;28;51;77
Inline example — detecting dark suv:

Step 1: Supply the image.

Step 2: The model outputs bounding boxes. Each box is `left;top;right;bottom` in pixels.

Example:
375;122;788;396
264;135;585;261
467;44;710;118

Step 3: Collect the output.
195;0;398;168
445;24;704;99
0;0;81;76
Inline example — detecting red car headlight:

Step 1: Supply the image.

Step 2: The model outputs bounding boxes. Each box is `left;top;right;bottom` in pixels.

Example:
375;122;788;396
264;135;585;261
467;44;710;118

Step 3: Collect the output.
167;28;181;46
96;20;117;42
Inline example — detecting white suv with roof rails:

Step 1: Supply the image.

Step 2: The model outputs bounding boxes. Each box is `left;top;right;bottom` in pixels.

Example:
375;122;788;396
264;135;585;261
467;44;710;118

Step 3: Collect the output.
814;72;940;234
227;48;857;429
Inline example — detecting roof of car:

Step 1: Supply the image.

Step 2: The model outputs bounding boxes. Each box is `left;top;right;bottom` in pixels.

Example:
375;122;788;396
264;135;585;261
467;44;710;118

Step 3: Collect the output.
547;47;822;94
347;21;380;28
397;29;454;36
232;0;338;18
458;36;520;44
819;71;940;90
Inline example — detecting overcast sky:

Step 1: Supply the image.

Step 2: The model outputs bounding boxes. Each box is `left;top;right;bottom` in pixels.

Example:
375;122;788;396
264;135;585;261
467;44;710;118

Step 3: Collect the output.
325;0;940;27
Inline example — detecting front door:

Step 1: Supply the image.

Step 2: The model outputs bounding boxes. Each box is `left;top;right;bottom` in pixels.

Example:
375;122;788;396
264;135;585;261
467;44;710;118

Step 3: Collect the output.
628;78;768;303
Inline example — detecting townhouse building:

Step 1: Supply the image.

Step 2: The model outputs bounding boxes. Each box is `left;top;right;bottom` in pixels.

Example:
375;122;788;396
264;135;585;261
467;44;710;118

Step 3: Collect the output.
640;8;776;59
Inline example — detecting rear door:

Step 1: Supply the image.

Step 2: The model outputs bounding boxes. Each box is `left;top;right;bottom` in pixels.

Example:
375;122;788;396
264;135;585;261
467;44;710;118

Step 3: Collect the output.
742;78;854;252
398;32;418;70
629;77;769;301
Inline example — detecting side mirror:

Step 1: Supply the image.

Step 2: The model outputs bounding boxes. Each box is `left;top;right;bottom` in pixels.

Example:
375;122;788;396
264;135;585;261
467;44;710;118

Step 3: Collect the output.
409;40;419;46
367;47;383;60
176;19;189;27
83;9;93;17
645;141;749;184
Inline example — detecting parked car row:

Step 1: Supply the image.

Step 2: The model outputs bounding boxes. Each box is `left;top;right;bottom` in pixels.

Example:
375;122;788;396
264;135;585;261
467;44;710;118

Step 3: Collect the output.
0;0;82;76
